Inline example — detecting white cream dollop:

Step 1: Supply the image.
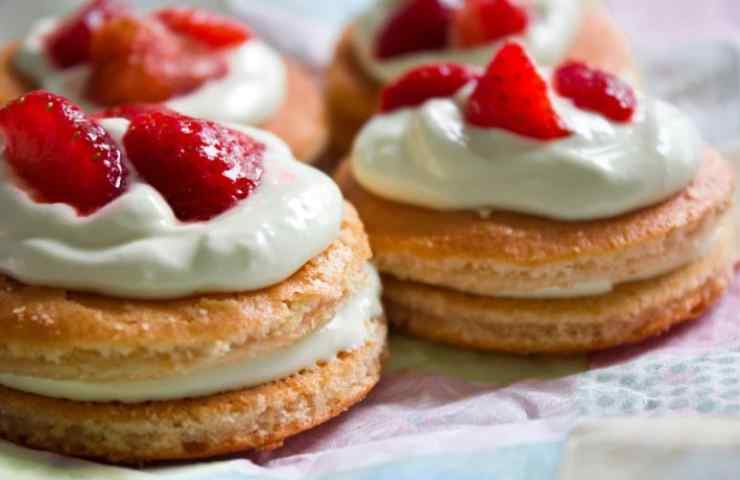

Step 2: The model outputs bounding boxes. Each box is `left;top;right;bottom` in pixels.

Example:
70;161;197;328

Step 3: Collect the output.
0;265;383;403
13;17;286;126
0;120;343;299
352;0;585;84
352;85;704;221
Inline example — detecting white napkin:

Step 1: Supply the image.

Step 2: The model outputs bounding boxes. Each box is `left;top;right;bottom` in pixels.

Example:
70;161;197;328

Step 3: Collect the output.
560;417;740;480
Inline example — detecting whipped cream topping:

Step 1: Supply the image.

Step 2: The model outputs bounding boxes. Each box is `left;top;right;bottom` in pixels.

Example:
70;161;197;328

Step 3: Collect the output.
352;83;704;221
352;0;585;83
0;119;343;299
0;265;383;403
13;17;286;126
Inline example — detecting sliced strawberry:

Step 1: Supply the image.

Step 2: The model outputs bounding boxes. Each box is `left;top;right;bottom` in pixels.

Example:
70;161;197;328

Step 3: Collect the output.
156;7;252;49
123;111;264;222
0;91;128;214
86;17;228;106
94;103;174;121
451;0;529;49
380;63;481;112
376;0;454;59
45;0;131;69
465;42;571;140
554;61;637;122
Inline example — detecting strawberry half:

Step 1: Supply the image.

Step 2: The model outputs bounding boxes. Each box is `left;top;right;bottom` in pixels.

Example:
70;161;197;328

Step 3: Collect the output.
156;7;252;49
123;111;264;222
465;42;571;140
376;0;454;59
554;61;637;122
380;63;481;113
451;0;530;49
0;91;128;214
86;17;228;106
45;0;131;69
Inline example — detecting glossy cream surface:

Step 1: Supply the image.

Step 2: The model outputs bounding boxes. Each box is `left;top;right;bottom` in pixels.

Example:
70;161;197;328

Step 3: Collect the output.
352;83;703;221
0;119;343;299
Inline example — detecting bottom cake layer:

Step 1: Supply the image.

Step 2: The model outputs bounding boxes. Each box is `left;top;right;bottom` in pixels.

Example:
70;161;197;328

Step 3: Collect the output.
0;315;387;463
384;227;734;354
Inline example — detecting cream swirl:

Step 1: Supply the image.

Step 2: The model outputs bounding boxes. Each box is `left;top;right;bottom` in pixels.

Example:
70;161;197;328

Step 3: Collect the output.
13;17;286;126
352;84;703;221
352;0;585;84
0;120;343;299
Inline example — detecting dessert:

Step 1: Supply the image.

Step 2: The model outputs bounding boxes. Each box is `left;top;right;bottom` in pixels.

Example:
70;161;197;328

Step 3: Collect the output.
0;91;386;462
336;43;734;353
327;0;636;155
0;0;327;163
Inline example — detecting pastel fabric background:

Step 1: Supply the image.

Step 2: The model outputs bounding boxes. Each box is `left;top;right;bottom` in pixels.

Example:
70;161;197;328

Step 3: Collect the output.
1;1;740;478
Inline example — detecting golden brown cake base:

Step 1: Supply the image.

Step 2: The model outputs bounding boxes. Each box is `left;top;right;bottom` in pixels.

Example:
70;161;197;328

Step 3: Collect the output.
383;232;733;353
0;45;327;164
0;315;387;464
325;7;637;156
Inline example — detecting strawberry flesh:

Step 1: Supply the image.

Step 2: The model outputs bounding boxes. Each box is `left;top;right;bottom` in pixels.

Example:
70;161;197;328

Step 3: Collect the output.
380;63;481;112
554;61;637;122
156;7;252;49
123;111;264;222
86;17;228;106
45;0;131;69
451;0;529;49
465;42;571;140
376;0;454;59
0;91;128;214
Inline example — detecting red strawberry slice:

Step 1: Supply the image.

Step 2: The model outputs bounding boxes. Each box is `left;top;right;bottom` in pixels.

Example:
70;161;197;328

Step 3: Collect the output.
376;0;454;59
451;0;530;49
0;91;128;214
123;111;264;222
86;17;228;106
94;103;174;121
380;63;481;112
45;0;131;69
156;7;252;49
554;61;637;122
465;42;571;139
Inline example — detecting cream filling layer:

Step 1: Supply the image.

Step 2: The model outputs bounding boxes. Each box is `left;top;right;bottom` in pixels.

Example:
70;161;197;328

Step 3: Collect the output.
13;17;286;126
0;265;383;403
352;84;703;221
0;120;343;299
352;0;586;84
496;223;723;299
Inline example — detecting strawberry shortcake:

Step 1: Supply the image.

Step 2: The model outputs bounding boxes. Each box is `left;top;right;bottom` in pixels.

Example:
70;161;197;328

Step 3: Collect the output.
327;0;636;154
0;91;386;462
0;0;327;163
336;43;734;353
